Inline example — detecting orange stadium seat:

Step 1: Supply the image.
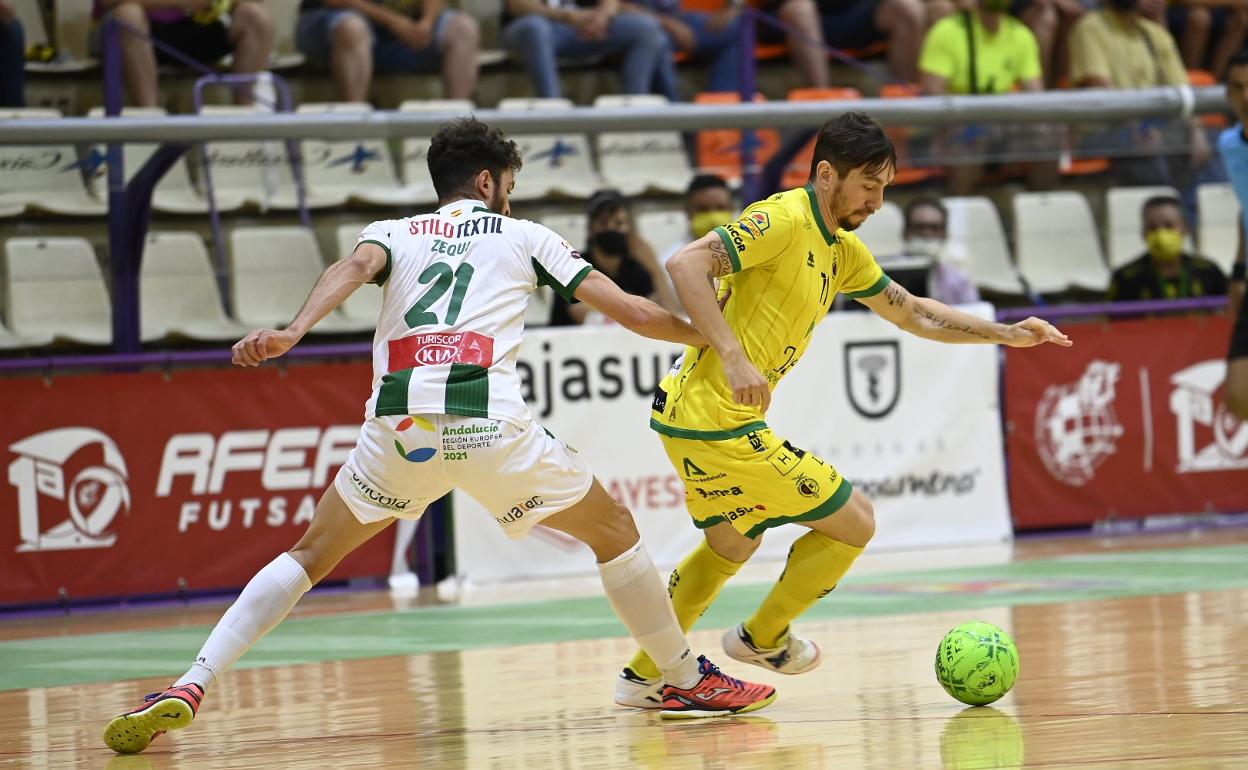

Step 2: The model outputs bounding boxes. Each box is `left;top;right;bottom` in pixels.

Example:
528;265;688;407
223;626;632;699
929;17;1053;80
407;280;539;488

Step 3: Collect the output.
879;83;937;186
694;91;781;183
781;88;862;188
1188;70;1228;130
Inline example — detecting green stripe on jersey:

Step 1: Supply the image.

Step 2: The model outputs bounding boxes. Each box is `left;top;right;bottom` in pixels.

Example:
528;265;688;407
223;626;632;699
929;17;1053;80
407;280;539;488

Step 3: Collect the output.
844;274;892;299
446;363;489;417
376;368;413;416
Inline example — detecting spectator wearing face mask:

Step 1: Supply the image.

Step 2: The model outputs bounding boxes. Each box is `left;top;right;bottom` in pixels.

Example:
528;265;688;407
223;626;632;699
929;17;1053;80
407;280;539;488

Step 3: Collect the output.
1108;195;1228;301
894;197;980;305
658;174;737;267
550;190;683;325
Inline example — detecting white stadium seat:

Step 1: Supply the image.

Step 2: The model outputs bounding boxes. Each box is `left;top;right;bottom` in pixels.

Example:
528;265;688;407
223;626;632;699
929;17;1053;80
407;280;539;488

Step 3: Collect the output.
282;103;415;207
85;107;240;215
853;200;904;258
200;106;347;211
140;231;252;342
336;223;383;326
636;209;690;258
592;94;693;196
1197;183;1240;274
1105;185;1179;269
538;213;588;252
0;315;46;349
942;196;1024;294
0;108;106;216
4;237;111;345
12;0;96;72
1014;191;1110;293
229;226;372;333
498;98;602;200
397;99;476;207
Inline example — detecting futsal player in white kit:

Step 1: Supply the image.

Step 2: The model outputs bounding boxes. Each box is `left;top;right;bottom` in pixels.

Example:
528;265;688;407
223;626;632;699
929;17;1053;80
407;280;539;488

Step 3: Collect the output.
102;118;776;754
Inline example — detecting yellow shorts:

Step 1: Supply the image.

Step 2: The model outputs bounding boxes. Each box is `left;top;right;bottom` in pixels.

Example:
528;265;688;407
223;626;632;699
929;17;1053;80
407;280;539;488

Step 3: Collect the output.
659;426;853;539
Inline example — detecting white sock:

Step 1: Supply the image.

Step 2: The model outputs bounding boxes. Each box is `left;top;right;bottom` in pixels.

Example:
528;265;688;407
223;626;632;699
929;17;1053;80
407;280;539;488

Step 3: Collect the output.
597;540;702;689
174;552;312;690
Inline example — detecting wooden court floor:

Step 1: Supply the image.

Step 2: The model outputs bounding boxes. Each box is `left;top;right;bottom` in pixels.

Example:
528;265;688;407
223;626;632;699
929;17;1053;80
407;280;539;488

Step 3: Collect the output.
2;528;1246;769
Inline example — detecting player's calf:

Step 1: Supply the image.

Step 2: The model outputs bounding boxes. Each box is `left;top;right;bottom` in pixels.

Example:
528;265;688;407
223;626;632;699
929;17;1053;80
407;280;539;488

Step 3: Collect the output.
103;683;204;754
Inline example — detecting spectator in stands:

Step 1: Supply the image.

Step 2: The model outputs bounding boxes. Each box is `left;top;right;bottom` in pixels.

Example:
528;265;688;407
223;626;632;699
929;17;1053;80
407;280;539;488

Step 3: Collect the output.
501;0;673;99
1145;0;1246;79
758;0;924;86
919;0;1054;194
891;196;980;304
658;173;736;265
1069;0;1213;188
1014;0;1084;87
93;0;274;107
1107;195;1228;301
623;0;743;98
0;1;24;107
297;0;480;103
550;190;682;325
1217;50;1248;418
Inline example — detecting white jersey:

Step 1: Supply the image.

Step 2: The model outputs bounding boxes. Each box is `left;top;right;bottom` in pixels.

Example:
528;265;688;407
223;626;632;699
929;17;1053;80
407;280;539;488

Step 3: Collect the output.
355;198;592;426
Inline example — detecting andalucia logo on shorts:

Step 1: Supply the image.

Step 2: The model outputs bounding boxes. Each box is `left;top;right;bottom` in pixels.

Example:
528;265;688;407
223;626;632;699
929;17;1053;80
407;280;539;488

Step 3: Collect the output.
394;416;436;462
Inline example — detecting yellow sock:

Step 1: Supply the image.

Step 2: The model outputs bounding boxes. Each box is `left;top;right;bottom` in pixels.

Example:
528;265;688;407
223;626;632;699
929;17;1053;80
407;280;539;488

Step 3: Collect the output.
627;540;744;680
744;532;863;649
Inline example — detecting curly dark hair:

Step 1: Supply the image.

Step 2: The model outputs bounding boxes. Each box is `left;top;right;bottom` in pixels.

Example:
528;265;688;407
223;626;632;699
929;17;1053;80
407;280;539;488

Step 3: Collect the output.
427;117;523;202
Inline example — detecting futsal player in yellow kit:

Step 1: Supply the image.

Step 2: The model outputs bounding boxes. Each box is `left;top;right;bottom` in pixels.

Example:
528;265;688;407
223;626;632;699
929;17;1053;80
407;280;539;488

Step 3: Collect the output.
617;111;1074;708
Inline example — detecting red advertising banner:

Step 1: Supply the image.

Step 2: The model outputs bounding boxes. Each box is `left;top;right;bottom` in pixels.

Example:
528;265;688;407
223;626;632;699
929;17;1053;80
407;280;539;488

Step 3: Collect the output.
1005;313;1248;529
0;362;393;605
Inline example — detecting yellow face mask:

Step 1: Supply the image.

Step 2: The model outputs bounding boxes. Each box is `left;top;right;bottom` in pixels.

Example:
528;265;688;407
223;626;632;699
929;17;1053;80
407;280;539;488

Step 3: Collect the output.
691;210;734;240
1146;228;1184;261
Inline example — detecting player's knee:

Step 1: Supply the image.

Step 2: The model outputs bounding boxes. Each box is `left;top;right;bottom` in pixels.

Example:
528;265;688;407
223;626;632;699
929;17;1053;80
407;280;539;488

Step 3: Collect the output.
577;499;641;561
841;492;876;547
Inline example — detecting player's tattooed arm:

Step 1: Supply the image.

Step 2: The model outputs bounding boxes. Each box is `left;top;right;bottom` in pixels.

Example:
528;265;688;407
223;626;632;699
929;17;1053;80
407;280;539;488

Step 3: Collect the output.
914;305;991;340
707;237;734;278
882;281;909;309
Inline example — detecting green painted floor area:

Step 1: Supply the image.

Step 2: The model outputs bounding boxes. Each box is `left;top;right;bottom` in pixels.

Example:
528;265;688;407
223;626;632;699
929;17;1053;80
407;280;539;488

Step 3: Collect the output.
3;544;1247;693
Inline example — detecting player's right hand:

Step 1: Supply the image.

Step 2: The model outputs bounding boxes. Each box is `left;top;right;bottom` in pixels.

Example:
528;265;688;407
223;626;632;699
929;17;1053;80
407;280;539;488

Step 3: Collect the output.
232;329;298;367
723;354;771;412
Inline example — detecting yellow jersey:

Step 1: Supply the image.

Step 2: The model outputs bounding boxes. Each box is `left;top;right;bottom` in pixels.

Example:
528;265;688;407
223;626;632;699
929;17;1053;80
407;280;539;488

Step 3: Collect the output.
651;184;890;440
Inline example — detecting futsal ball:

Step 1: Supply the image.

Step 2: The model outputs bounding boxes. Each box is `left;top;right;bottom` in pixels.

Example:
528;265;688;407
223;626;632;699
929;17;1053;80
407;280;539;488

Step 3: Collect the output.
938;706;1025;770
935;621;1019;706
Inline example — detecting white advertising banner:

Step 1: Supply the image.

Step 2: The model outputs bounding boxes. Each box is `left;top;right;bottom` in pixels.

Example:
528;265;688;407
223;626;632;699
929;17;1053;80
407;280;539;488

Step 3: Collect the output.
453;303;1012;583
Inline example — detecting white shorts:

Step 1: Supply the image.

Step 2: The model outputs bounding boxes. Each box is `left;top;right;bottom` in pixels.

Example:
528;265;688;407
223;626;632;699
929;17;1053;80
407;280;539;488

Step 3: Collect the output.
334;414;594;538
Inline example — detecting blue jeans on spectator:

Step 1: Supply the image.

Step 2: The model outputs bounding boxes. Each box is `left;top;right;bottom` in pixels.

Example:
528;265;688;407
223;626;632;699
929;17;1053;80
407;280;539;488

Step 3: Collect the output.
1;19;25;107
502;12;672;99
297;9;455;73
652;10;742;100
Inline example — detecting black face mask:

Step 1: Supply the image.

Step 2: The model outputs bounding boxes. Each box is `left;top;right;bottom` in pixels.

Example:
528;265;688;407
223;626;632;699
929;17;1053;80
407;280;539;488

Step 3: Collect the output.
1108;0;1138;11
593;230;629;258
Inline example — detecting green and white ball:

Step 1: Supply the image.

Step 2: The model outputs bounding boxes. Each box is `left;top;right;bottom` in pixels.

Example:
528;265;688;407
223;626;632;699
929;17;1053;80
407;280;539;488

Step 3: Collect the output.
935;621;1019;706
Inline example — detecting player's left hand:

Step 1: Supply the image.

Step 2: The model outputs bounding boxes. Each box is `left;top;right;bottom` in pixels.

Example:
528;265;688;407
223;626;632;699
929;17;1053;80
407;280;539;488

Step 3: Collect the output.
1005;317;1073;348
232;328;299;366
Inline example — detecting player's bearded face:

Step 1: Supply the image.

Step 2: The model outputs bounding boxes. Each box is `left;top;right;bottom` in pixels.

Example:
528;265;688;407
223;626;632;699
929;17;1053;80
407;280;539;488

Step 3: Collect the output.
489;169;514;216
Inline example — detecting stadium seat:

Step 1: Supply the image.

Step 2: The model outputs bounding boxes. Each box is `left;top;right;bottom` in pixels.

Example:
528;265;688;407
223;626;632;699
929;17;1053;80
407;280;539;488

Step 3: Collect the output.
280;103;416;208
0;315;47;349
1013;191;1110;293
781;88;862;189
265;0;307;69
1197;182;1240;274
335;223;383;326
498;98;602;200
636;209;690;257
199;106;346;211
229;227;373;333
693;92;780;185
1105;185;1180;269
0;108;106;216
538;213;588;252
85;107;242;215
397;99;475;206
943;196;1025;294
878;84;936;186
140;231;252;342
4;237;111;345
853;200;904;258
12;0;96;72
592;95;693;196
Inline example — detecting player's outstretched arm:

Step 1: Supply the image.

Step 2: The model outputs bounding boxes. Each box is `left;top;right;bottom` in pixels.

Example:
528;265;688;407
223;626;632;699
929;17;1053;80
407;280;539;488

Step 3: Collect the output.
667;234;771;410
857;281;1073;348
231;242;387;367
573;269;706;347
